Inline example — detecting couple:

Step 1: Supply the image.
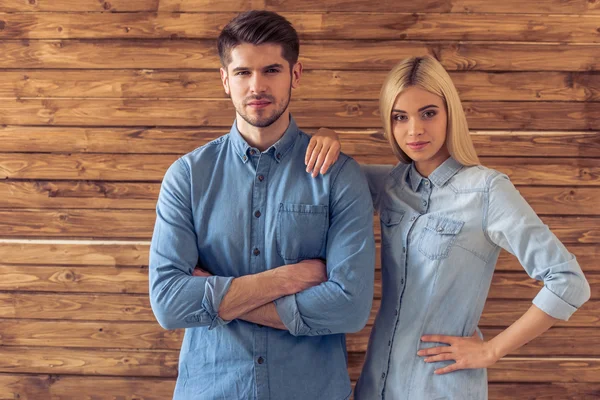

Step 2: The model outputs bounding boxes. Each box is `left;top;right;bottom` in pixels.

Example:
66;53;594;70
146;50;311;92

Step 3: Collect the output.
148;10;590;400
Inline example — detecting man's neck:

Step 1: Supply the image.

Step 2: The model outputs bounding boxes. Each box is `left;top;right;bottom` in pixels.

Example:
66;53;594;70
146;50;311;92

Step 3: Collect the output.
236;113;291;152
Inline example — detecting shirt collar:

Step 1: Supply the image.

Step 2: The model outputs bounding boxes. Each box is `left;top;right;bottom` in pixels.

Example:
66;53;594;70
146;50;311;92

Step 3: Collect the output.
229;115;300;164
408;157;463;191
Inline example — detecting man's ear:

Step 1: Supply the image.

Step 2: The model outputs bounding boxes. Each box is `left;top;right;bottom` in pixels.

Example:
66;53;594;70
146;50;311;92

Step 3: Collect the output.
291;62;303;89
220;67;230;95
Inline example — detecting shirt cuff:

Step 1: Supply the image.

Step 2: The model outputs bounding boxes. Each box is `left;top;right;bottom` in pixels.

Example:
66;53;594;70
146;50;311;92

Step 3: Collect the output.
274;294;312;336
532;286;578;321
203;276;234;330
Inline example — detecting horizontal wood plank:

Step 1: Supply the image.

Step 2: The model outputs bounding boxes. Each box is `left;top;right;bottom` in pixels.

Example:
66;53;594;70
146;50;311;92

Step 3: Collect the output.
3;0;600;14
4;262;597;298
0;209;598;242
3;13;600;43
2;40;600;71
0;319;180;350
4;70;600;102
0;242;149;266
4;98;600;131
0;347;599;382
1;291;598;328
1;127;598;158
1;154;597;186
158;0;600;14
2;181;599;216
0;0;159;12
0;346;178;377
0;265;149;293
2;320;599;357
0;374;176;400
1;243;597;274
1;375;599;400
0;292;155;321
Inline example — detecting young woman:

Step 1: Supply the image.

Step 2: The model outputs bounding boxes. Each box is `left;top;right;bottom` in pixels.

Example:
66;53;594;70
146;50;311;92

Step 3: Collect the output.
305;56;590;399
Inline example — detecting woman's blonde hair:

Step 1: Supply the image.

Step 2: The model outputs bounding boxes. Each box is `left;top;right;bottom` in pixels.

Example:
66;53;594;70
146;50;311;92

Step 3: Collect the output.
379;56;479;166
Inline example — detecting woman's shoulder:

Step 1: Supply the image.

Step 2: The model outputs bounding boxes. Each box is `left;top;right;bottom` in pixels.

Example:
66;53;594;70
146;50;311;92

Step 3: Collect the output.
451;164;506;191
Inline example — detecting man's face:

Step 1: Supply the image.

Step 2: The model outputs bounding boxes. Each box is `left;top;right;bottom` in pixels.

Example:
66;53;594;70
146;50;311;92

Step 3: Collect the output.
220;43;302;128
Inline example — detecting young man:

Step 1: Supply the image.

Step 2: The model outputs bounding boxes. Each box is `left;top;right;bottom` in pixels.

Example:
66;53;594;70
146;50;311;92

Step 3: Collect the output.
149;10;375;400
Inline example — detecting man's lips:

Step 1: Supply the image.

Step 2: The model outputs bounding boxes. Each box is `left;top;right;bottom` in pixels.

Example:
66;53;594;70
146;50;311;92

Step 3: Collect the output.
247;100;271;108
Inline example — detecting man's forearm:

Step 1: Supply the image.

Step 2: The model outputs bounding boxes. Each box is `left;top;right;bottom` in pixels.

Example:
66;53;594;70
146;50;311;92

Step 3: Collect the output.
239;302;287;330
217;269;293;321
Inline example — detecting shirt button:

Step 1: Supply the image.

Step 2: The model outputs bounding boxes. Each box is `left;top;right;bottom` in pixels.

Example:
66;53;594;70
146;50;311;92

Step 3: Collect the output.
394;309;398;316
422;201;427;207
249;149;256;156
381;372;386;379
254;210;261;218
253;248;260;256
400;278;404;285
258;175;264;182
242;155;247;161
257;357;264;364
437;227;444;232
402;247;406;253
388;340;392;346
276;153;282;160
424;180;430;186
410;216;416;222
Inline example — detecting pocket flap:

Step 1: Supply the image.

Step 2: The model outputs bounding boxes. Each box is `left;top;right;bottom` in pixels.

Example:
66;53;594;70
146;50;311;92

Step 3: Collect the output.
425;215;464;235
381;208;404;226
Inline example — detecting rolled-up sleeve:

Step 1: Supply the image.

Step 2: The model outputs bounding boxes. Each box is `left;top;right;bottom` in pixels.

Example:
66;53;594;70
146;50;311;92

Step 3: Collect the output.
149;158;233;330
275;158;376;335
484;173;591;321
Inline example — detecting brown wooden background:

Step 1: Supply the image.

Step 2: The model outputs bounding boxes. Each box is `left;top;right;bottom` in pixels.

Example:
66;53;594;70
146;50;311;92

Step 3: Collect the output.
0;1;599;399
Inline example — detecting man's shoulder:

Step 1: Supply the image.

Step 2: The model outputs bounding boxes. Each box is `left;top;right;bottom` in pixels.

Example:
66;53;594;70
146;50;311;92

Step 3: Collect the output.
178;134;229;168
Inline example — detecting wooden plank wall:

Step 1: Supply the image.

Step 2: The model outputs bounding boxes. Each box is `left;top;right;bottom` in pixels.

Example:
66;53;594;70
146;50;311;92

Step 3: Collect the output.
0;1;599;398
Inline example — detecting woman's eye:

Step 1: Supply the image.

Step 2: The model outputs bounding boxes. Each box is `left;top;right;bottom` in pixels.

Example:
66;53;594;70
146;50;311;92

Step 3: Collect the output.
393;114;407;122
423;110;437;119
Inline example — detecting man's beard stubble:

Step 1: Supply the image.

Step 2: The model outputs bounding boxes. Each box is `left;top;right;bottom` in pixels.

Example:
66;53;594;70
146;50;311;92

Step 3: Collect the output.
233;87;292;128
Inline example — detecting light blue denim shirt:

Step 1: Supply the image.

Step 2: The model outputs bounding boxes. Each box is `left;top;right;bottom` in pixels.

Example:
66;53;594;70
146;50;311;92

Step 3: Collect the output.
149;116;375;400
355;158;590;400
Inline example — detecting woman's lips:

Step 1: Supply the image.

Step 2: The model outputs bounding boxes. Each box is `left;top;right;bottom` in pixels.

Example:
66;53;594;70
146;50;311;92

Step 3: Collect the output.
407;141;429;151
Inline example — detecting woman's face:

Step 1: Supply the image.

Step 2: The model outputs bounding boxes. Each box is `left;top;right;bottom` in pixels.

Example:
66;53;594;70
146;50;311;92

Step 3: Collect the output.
391;86;450;175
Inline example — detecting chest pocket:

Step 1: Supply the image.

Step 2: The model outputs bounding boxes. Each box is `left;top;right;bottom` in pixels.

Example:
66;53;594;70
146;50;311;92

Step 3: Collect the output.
276;203;328;263
380;208;404;248
418;215;464;260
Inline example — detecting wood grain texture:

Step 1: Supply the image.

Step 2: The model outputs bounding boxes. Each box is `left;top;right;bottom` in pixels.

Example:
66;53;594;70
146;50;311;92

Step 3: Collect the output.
2;13;600;42
2;127;599;158
1;154;597;186
3;40;600;71
0;210;598;242
4;98;600;130
2;320;598;357
3;0;600;14
1;242;597;272
2;181;598;215
0;374;176;400
3;70;600;102
0;346;178;377
1;376;598;400
0;242;149;266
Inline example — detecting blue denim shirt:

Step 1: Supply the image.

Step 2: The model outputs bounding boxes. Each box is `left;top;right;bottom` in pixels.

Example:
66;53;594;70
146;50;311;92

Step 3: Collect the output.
355;158;590;400
149;117;375;400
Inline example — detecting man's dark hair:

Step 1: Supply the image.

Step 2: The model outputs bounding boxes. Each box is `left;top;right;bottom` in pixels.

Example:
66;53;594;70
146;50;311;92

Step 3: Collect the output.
217;10;300;68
